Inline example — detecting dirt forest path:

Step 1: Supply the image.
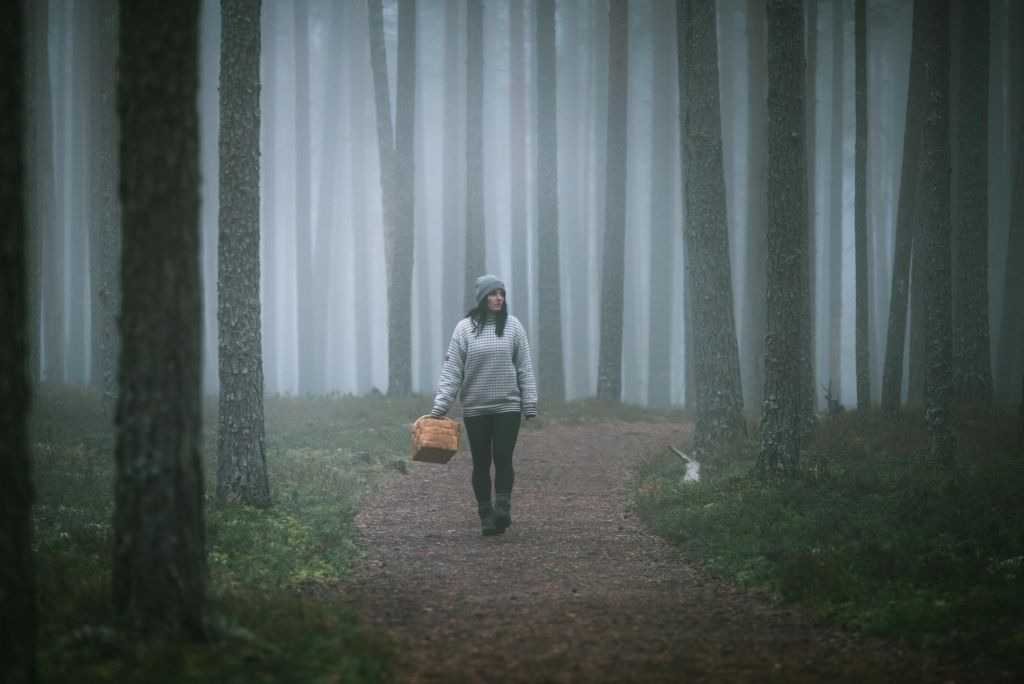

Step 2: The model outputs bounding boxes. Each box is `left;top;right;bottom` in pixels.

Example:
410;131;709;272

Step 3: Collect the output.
345;420;979;684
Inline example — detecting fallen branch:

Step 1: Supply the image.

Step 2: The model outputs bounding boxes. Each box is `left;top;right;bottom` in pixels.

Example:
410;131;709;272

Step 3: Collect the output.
667;444;690;463
666;445;701;483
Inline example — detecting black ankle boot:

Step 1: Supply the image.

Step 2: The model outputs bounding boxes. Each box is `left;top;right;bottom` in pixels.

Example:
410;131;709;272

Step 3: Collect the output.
478;502;501;536
493;494;512;532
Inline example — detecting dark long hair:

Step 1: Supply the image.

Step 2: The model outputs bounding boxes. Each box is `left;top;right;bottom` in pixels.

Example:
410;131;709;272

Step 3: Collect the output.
467;299;508;337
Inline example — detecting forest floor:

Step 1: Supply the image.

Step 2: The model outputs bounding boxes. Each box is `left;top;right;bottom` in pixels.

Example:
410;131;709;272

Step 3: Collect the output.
339;419;993;684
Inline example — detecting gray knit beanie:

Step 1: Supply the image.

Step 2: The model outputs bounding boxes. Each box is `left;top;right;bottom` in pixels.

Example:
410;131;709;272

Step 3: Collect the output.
474;274;505;304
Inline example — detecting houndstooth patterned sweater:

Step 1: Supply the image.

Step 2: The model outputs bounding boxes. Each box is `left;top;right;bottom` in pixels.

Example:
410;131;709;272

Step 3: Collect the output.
431;314;538;418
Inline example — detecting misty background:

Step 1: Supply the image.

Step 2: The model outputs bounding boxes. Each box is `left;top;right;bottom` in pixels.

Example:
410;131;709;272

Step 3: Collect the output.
28;0;1024;409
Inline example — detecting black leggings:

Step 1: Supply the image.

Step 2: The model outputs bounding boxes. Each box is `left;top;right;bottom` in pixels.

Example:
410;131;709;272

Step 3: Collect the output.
464;412;521;504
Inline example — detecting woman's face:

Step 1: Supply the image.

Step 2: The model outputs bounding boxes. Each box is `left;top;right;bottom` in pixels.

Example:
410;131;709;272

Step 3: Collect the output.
486;289;505;313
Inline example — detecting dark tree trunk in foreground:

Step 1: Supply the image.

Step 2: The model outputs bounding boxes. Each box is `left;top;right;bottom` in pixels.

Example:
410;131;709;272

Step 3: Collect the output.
648;0;676;409
881;0;927;414
677;0;746;445
597;0;628;402
535;0;564;402
854;0;870;411
758;0;812;477
465;0;484;309
1;3;37;679
368;0;414;395
995;133;1024;405
217;0;270;508
113;0;209;639
952;0;992;406
920;0;956;463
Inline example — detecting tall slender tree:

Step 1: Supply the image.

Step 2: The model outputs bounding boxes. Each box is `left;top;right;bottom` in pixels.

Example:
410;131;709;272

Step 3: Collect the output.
113;0;209;638
465;0;485;310
827;0;843;400
597;0;628;402
535;0;564;402
368;0;416;395
509;0;531;334
1;2;37;678
677;0;746;444
919;0;956;463
854;0;870;411
260;1;278;393
217;0;270;508
648;0;676;409
293;0;316;395
758;0;812;477
741;0;768;412
952;0;993;406
881;0;928;414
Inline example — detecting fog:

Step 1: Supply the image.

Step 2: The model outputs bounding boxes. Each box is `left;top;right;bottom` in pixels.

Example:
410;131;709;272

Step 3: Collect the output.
28;0;1024;409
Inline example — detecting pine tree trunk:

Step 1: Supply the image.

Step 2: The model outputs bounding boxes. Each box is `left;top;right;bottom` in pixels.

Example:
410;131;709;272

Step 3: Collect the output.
854;0;870;411
597;0;628;402
920;0;956;463
392;0;415;395
464;0;485;311
68;0;89;385
677;0;746;444
509;0;531;334
881;0;928;414
1;2;37;677
293;0;316;395
260;1;279;394
44;2;65;384
995;131;1024;404
647;0;676;409
827;0;843;402
217;0;270;508
952;0;993;406
441;0;465;335
535;0;564;402
349;0;373;394
113;0;209;638
759;0;812;477
741;0;767;413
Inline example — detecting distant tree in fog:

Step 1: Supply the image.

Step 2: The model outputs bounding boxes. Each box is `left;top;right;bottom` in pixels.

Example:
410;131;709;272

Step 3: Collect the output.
881;0;927;415
597;0;628;402
368;0;416;395
217;0;270;508
509;0;531;334
951;0;992;406
826;0;843;402
113;0;209;638
854;0;870;411
677;0;745;445
465;0;485;310
535;0;565;402
294;0;316;395
919;0;956;463
1;1;37;677
758;0;812;477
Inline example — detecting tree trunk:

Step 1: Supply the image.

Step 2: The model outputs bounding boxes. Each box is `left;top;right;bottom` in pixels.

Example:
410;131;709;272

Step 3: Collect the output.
441;0;465;336
113;0;209;639
920;0;956;463
464;0;484;311
648;0;676;409
68;0;89;386
677;0;746;445
741;0;767;413
349;0;373;394
293;0;316;395
217;0;270;508
880;0;928;414
597;0;628;402
509;0;531;335
535;0;564;402
827;0;843;401
805;0;818;411
758;0;812;477
952;0;993;406
1;2;37;678
854;0;869;411
260;1;278;394
43;2;65;384
995;128;1024;405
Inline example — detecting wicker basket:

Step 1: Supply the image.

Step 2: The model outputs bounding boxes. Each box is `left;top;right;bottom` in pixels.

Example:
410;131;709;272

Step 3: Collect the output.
411;416;460;464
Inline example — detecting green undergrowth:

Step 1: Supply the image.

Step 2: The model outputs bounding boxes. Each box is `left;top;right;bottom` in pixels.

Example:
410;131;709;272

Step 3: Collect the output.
29;385;428;683
635;406;1024;673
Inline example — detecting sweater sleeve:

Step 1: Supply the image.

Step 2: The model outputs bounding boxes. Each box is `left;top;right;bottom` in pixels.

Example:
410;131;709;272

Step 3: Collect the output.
431;323;467;418
514;322;538;416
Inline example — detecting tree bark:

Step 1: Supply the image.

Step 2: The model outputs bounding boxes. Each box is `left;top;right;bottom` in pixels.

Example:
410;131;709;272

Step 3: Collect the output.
217;0;270;508
827;0;843;401
535;0;564;402
465;0;485;311
854;0;870;411
758;0;812;477
597;0;628;402
677;0;746;445
995;126;1024;405
952;0;993;406
880;0;927;414
113;0;209;639
1;2;37;678
920;0;956;463
509;0;531;335
293;0;316;395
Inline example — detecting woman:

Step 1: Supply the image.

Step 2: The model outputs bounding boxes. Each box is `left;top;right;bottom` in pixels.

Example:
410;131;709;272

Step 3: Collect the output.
431;274;538;536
